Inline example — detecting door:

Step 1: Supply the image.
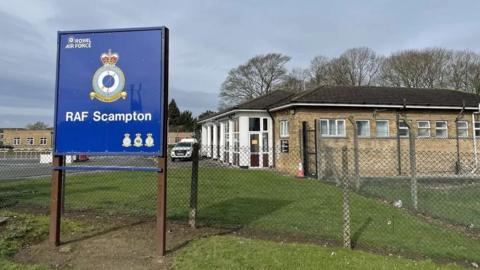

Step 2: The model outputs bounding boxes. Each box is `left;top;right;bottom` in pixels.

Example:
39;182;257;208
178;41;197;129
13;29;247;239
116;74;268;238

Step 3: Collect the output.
250;134;259;167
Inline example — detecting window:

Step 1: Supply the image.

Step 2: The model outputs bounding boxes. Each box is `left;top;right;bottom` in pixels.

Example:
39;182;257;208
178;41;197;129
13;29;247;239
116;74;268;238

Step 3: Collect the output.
475;121;480;137
457;121;468;138
249;118;260;131
262;132;269;152
417;121;430;137
40;137;47;145
233;118;240;166
26;137;34;145
436;121;448;138
224;122;230;151
233;119;240;152
13;137;20;145
263;118;268;131
355;120;370;137
280;120;289;138
398;120;409;137
320;119;346;137
376;120;389;137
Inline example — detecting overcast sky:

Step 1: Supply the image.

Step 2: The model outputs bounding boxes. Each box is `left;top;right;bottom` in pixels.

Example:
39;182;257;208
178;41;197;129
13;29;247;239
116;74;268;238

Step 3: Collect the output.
1;0;480;127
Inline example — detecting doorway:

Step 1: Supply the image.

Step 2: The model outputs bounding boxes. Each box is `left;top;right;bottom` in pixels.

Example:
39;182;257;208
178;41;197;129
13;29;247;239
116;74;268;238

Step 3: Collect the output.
250;134;260;167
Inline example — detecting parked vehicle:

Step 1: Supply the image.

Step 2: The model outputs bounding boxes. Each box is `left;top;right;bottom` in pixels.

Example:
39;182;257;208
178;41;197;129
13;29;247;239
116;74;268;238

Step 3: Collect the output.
170;138;197;161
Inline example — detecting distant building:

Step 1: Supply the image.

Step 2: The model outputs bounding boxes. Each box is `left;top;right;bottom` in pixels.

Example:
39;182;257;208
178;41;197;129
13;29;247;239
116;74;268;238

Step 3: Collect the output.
167;131;194;145
1;128;53;150
199;86;480;175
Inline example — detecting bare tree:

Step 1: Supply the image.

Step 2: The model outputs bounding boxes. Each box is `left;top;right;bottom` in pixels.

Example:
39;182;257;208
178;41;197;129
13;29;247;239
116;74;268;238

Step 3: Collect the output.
276;68;310;92
26;121;49;130
446;50;480;93
308;55;331;87
307;48;381;88
339;47;382;86
219;53;290;109
380;48;451;88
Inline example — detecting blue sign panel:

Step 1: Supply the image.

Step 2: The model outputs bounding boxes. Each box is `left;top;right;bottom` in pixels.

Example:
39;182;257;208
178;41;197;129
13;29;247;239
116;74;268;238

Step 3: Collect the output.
54;27;168;155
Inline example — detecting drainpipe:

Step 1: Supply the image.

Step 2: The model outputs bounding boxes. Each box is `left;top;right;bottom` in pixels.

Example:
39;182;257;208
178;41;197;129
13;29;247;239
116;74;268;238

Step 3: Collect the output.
267;109;276;168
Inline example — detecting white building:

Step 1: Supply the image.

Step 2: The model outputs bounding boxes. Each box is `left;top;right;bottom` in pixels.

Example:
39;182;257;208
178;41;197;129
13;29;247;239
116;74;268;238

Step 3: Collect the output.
198;90;292;168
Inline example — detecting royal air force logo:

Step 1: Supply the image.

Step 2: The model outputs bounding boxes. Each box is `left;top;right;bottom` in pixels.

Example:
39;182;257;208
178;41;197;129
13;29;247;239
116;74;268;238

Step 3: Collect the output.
90;49;127;103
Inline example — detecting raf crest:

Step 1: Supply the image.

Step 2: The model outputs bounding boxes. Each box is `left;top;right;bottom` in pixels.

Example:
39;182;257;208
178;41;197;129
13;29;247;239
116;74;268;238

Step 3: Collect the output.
90;49;127;102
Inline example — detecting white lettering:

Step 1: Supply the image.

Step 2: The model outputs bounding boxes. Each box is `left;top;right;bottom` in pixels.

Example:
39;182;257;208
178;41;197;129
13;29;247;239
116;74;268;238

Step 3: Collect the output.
66;112;73;121
65;111;88;122
92;111;152;123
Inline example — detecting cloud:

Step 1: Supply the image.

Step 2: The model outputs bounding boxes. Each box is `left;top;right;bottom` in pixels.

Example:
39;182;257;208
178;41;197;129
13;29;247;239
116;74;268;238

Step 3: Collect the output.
2;0;480;127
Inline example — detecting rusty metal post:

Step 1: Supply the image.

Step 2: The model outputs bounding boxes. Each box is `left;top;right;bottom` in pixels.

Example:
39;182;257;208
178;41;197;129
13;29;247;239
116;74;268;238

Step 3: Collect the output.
396;112;402;176
189;143;199;228
341;146;351;248
49;155;64;247
408;127;418;210
315;120;322;180
156;157;167;256
348;117;360;190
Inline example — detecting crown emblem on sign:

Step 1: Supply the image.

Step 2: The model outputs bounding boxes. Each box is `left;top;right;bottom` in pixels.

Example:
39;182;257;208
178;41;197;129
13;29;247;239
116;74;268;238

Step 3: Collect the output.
101;49;119;65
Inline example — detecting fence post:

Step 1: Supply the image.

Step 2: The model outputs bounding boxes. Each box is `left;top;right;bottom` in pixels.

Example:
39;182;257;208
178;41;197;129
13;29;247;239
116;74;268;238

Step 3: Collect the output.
315;120;322;180
396;112;402;176
49;155;64;246
455;119;461;174
299;125;304;173
302;122;308;176
348;117;360;190
189;143;199;228
407;122;418;210
341;146;351;248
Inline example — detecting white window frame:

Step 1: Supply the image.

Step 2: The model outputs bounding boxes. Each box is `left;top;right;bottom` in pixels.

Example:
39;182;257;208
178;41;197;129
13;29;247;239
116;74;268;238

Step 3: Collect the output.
457;121;468;138
319;119;346;137
398;120;409;137
475;121;480;137
435;121;448;138
279;120;289;138
417;121;431;138
13;137;20;145
26;137;34;145
355;120;370;137
39;137;48;145
375;120;389;138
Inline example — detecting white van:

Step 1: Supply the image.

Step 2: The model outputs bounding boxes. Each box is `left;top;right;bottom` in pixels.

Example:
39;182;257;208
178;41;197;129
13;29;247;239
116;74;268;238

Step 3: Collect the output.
170;138;197;161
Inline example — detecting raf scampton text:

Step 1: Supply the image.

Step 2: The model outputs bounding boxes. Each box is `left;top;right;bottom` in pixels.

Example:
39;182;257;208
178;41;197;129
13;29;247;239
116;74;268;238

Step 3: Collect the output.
65;111;152;123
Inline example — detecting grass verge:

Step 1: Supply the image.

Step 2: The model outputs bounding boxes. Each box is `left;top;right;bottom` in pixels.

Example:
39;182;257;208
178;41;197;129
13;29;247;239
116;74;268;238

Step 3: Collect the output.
171;235;466;270
0;210;87;270
0;168;479;263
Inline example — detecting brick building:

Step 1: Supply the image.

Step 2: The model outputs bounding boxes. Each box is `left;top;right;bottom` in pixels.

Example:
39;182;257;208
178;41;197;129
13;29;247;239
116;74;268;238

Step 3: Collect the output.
200;86;480;176
1;128;53;149
167;131;194;145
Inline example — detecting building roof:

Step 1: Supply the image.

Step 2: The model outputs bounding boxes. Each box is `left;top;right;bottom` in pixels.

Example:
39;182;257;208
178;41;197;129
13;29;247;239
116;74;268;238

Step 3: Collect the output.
199;86;480;122
198;90;294;122
280;86;480;108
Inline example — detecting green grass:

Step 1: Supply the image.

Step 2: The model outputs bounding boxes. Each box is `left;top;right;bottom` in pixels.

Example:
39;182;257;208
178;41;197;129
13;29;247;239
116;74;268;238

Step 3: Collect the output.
360;180;480;227
0;210;87;270
1;168;480;263
171;236;466;270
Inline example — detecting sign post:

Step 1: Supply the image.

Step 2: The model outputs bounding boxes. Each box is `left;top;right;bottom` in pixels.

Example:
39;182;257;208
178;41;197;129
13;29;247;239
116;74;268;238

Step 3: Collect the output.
51;27;169;256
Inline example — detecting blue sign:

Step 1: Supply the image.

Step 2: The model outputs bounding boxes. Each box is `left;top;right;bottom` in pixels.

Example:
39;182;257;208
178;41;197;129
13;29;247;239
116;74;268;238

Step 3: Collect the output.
54;27;168;155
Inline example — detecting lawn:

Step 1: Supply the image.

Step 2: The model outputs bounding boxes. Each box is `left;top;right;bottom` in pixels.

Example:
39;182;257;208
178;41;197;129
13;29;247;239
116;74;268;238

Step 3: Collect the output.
1;168;480;263
0;210;86;270
171;235;466;270
360;179;480;227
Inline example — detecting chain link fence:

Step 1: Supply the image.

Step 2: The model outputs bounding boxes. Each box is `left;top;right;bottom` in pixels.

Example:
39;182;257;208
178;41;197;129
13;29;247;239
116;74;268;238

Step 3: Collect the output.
1;140;480;266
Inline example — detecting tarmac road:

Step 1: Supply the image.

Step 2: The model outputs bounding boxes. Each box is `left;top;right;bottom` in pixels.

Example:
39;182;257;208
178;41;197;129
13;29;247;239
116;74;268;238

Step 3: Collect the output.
0;156;225;181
